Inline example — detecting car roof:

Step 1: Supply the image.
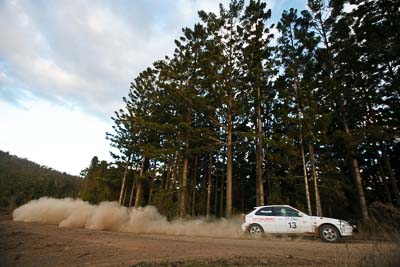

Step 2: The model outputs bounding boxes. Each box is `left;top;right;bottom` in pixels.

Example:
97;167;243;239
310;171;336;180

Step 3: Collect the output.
253;205;292;209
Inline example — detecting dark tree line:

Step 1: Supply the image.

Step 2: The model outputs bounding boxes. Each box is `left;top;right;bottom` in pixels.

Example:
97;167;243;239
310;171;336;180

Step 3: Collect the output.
0;150;82;208
82;0;399;221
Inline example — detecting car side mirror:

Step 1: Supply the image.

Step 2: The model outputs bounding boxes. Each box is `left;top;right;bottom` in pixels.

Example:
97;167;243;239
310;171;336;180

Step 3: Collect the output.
298;212;303;217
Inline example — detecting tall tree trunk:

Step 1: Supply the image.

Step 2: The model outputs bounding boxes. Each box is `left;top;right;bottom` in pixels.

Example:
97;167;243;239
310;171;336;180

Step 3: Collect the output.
191;186;196;216
180;156;189;217
122;185;128;206
173;152;180;189
339;100;369;220
220;166;225;218
166;152;179;191
128;174;136;207
135;155;147;208
164;159;172;191
164;168;169;191
180;134;190;217
191;155;198;217
377;154;392;204
180;104;192;217
214;165;218;216
148;161;156;204
293;76;312;215
135;180;143;208
148;181;153;204
226;91;233;218
295;95;312;215
147;180;154;205
206;153;213;217
256;83;264;206
309;143;322;216
381;143;399;205
118;158;131;205
349;155;369;220
200;157;208;215
300;138;312;215
265;136;271;204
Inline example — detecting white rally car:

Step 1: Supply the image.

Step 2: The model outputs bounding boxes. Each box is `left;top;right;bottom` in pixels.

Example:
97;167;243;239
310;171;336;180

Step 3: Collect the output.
241;205;354;242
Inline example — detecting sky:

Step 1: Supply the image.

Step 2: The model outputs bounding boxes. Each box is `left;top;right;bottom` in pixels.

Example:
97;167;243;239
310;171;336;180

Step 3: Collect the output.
0;0;307;176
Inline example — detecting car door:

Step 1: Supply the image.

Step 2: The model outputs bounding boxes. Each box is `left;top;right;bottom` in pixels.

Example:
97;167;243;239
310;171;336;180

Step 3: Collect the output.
252;207;278;233
273;207;302;233
296;214;314;233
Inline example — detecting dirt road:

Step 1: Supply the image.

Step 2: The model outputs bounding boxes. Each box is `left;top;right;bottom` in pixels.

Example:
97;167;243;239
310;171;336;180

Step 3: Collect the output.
0;214;398;266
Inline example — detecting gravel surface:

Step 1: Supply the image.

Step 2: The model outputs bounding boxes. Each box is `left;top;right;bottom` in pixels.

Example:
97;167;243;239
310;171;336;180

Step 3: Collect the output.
0;214;398;266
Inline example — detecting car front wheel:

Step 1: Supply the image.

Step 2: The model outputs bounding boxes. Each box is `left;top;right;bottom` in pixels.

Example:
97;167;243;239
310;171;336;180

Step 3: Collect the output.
319;225;340;243
249;224;264;238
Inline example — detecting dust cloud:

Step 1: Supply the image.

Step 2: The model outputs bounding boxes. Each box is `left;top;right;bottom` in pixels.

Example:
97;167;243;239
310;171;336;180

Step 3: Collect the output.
13;197;243;238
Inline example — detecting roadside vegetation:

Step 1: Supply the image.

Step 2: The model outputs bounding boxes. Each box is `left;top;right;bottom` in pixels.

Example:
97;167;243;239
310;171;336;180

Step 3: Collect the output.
0;150;82;208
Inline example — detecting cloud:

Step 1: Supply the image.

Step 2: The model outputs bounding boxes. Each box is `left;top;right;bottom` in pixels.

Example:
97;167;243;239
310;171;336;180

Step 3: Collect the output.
0;0;231;119
0;0;306;119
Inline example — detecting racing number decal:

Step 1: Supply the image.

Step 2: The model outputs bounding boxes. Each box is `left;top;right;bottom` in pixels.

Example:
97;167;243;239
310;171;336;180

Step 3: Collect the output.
288;221;297;229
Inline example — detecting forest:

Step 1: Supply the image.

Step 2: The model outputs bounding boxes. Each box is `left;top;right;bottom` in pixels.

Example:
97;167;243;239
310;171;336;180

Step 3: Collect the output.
79;0;399;222
0;150;82;208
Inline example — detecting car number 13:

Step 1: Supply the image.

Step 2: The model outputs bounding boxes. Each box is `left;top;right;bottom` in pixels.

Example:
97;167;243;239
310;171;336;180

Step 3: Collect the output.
288;222;297;229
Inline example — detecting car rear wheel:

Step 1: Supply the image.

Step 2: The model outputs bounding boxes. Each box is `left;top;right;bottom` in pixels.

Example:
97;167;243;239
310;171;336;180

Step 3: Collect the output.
249;224;264;238
319;225;340;243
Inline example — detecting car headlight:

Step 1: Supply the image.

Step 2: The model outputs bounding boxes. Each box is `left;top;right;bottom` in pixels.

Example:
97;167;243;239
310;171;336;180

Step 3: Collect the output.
342;220;357;232
339;220;352;229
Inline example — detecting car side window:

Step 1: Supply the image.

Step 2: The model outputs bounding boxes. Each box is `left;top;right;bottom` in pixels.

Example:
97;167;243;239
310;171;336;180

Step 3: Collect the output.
271;207;286;216
255;207;301;217
255;207;274;216
280;207;301;217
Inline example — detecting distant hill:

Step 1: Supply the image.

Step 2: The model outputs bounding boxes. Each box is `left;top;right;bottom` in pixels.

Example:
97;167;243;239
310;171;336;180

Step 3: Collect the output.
0;150;82;208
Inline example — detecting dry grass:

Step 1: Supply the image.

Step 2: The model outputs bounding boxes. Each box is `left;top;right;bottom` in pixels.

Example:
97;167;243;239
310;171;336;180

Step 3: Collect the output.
334;202;400;267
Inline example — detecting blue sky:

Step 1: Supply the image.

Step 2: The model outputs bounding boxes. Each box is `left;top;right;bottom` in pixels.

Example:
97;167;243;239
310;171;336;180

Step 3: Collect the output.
0;0;307;175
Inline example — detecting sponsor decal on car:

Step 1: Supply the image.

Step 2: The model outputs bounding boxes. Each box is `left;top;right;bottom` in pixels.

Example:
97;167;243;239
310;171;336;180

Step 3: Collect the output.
254;217;275;222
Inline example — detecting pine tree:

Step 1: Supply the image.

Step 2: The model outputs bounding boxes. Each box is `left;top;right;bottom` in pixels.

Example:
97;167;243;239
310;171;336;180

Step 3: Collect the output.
307;0;370;220
241;0;275;206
